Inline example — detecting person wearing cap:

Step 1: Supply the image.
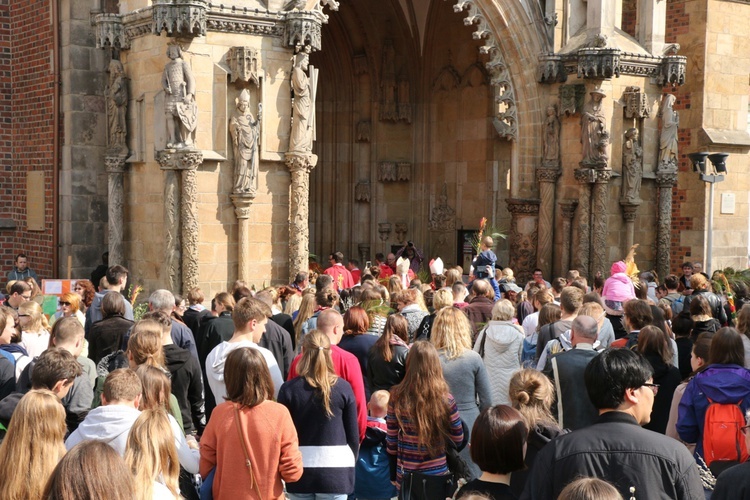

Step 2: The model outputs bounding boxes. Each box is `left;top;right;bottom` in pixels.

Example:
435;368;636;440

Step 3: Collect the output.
429;258;446;290
472;236;501;301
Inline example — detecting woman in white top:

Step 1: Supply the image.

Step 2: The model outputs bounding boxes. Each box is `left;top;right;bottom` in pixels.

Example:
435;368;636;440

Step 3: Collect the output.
18;301;51;358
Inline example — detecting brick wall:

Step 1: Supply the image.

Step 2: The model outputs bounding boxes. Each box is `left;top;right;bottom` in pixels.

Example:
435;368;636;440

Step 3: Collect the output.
0;1;56;281
622;0;637;38
665;0;695;273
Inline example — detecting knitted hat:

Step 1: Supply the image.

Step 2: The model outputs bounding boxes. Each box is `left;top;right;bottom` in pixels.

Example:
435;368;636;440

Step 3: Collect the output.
611;261;627;275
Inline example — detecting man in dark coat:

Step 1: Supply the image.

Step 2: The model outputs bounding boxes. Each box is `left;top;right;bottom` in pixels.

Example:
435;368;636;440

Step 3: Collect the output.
463;279;495;341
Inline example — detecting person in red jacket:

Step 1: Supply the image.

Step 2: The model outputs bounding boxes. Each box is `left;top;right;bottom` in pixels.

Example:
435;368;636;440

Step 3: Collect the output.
324;252;355;292
287;309;367;442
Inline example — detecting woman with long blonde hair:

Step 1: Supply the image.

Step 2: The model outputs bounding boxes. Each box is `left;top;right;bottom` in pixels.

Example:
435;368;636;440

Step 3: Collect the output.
507;369;564;495
431;307;491;479
293;289;316;350
18;300;51;358
278;330;359;499
387;341;464;497
0;389;67;500
125;409;181;500
127;319;166;368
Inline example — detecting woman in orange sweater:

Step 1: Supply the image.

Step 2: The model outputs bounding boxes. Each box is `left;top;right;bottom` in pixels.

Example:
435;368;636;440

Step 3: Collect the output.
200;347;303;499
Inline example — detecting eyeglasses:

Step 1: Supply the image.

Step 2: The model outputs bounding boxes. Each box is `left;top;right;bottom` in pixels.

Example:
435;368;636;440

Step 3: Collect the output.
20;295;31;300
17;314;29;318
642;383;660;395
59;302;71;306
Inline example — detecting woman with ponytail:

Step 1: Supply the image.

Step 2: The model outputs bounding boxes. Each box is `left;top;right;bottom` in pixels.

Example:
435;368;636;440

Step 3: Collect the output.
278;330;359;500
507;369;564;496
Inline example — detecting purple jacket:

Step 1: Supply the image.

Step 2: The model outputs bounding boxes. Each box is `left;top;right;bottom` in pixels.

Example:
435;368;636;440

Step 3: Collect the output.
676;364;750;457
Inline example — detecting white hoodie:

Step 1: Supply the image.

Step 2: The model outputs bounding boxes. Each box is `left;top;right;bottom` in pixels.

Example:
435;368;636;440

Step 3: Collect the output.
65;404;140;456
205;340;283;403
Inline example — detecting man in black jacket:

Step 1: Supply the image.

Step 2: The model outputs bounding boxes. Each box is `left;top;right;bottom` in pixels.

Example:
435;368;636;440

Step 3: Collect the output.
683;273;727;325
522;348;703;500
543;315;600;430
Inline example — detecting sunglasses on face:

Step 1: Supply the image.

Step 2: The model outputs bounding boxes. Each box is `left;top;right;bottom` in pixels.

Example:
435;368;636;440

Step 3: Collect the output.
60;302;71;306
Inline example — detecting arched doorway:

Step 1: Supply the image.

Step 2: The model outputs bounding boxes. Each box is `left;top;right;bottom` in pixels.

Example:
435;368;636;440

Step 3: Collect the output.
309;0;536;270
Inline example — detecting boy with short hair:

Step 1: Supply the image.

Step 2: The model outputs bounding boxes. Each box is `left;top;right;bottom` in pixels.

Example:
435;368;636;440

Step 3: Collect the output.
65;368;142;456
354;390;398;500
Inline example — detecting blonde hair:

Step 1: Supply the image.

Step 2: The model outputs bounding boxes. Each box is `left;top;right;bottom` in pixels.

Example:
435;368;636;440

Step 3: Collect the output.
19;300;50;334
297;330;338;417
125;409;180;500
445;268;462;287
579;302;605;331
431;307;472;359
284;293;302;316
0;389;67;500
432;289;453;311
127;320;165;368
293;290;317;346
369;390;390;415
508;369;557;429
491;299;516;321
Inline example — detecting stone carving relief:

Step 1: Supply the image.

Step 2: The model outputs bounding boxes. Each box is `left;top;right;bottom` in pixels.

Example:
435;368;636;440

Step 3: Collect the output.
227;47;260;86
623;86;649;119
378;162;411;182
577;48;621;79
356;121;371;142
229;89;262;195
461;62;489;87
451;0;518;140
289;47;318;154
380;40;398;122
152;0;208;38
428;183;456;231
560;84;585;116
432;65;461;92
355;182;371;202
658;94;679;171
580;88;609;166
378;222;392;242
163;45;198;149
542;104;560;166
398;80;412;123
621;128;643;202
395;223;408;243
506;199;540;282
106;59;128;155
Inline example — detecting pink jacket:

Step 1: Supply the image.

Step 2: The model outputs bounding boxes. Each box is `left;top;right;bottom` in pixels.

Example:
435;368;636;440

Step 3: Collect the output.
602;261;636;302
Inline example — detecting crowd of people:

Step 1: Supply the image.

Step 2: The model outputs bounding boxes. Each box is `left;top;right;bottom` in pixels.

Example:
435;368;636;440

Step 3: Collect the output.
2;243;750;500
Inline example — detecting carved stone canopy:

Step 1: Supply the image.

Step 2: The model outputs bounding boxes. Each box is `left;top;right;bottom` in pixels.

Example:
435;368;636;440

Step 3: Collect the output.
152;0;208;38
623;86;649;119
378;162;411;182
227;47;261;86
94;13;128;50
284;10;324;51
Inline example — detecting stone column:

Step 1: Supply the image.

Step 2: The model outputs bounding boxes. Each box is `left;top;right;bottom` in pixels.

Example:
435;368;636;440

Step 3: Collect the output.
573;168;594;276
506;198;541;284
591;167;612;278
656;168;678;279
620;200;642;252
231;193;256;284
105;153;128;266
559;199;578;275
156;149;203;294
285;152;317;280
535;166;561;279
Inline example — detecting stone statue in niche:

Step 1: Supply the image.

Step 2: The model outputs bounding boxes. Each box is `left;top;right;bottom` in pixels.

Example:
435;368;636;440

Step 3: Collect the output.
580;88;608;165
428;183;456;231
542;104;560;164
106;59;128;154
162;44;197;149
621;127;643;202
398;79;412;123
230;89;262;195
290;47;317;154
658;94;679;170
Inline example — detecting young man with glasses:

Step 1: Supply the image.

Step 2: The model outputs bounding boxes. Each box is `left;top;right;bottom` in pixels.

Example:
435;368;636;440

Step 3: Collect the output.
5;281;31;310
522;348;702;499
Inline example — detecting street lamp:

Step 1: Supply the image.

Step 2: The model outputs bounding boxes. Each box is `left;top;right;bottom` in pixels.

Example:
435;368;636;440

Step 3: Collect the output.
687;152;729;275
